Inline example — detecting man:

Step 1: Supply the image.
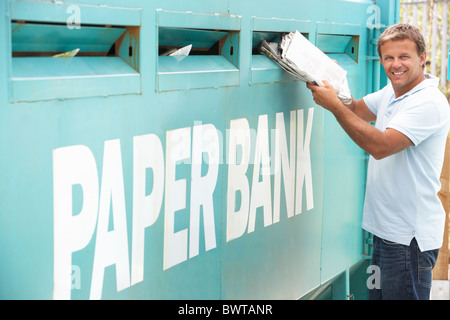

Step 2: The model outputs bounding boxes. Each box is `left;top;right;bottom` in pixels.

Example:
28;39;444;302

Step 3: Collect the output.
307;23;450;300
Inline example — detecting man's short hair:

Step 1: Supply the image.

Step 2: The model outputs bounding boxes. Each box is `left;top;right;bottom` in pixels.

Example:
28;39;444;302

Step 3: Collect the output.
377;23;426;58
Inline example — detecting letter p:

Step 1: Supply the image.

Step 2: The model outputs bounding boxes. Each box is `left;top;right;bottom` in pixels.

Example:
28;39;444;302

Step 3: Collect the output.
53;145;99;299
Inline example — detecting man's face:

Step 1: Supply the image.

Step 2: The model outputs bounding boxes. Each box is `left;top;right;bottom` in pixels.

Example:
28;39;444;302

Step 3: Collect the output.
379;38;426;97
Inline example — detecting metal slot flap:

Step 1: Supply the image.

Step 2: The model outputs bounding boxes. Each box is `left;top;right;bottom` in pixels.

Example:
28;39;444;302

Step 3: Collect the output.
12;57;138;78
11;57;140;102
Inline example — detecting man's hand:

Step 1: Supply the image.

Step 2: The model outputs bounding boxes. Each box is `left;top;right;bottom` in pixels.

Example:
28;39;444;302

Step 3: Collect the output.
306;80;412;160
306;80;341;111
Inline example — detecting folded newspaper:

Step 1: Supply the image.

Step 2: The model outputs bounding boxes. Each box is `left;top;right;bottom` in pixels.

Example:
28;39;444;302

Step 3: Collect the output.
259;31;352;105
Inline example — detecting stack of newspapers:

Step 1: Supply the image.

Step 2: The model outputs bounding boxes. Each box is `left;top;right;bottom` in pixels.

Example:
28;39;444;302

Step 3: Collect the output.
259;31;352;105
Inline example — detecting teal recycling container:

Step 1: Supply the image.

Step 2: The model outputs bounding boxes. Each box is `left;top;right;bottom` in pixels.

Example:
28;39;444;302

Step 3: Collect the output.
0;0;399;300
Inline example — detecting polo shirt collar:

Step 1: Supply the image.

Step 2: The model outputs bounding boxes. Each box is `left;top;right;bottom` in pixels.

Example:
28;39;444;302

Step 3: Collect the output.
392;73;439;102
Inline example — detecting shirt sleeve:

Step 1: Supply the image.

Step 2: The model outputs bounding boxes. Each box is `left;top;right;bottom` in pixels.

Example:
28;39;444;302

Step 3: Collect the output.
363;85;390;117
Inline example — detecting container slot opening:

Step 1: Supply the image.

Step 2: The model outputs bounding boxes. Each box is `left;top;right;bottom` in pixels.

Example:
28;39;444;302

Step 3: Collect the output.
158;27;235;57
10;20;141;102
11;21;140;72
316;34;359;62
251;31;309;85
157;26;239;92
252;32;285;55
252;31;309;55
11;21;127;57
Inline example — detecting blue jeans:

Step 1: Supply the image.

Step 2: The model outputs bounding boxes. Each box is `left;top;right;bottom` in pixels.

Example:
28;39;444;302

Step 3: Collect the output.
369;235;439;300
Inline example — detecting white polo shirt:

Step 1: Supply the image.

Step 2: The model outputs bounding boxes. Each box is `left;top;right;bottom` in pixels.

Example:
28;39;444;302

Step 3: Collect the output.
362;74;450;251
